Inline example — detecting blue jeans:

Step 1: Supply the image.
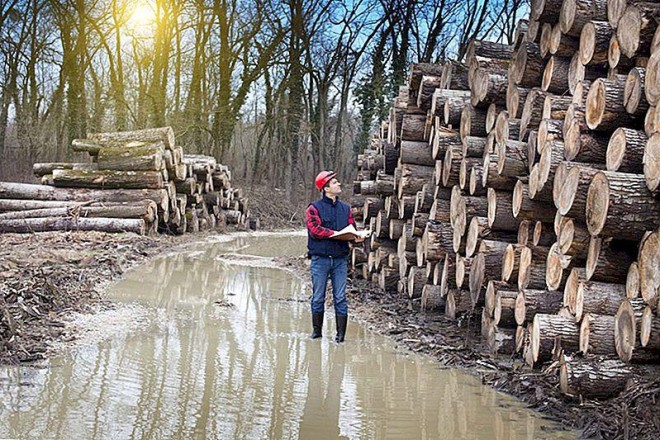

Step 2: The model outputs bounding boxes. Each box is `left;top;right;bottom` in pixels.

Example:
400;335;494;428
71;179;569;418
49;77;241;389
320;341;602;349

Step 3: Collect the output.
310;255;348;316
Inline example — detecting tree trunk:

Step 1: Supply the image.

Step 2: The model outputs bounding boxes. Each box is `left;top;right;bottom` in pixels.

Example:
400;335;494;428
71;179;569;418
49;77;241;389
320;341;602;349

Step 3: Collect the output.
560;355;647;398
512;181;557;223
467;216;517;259
615;298;658;362
33;163;98;176
520;89;549;141
560;0;608;37
400;113;428;142
638;229;660;306
445;289;472;320
507;84;531;119
616;3;660;58
397;163;435;198
0;217;146;234
623;67;649;117
556;162;603;220
586;171;660;240
579;313;616;355
88;127;175;149
432;128;461;161
606;127;647;173
487;188;519;231
0;201;157;222
421;284;446;311
542;56;571;94
513;42;545;88
586;236;635;283
51;169;164;190
557;217;591;258
443;94;472;128
459;105;488;141
400;141;434;166
416;75;442;111
586;76;640;131
575;280;627;322
531;0;563;22
644;132;660;191
519;245;550;290
579;20;612;65
455;255;472;289
515;289;564;325
469;239;509;307
532;313;580;363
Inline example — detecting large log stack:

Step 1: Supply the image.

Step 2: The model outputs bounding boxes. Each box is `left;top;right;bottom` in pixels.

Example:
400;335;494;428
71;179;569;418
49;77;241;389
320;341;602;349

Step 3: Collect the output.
351;0;660;401
0;127;254;235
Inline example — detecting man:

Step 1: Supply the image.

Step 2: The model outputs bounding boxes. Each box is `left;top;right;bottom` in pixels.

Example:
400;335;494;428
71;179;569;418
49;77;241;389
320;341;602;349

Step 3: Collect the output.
305;171;362;343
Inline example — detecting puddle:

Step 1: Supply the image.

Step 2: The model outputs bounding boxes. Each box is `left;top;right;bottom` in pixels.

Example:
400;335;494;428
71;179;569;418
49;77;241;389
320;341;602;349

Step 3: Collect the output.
0;232;575;439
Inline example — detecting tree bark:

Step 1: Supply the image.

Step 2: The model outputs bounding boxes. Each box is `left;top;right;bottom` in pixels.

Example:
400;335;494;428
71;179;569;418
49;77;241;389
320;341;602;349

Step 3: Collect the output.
515;289;564;325
51;169;164;190
542;56;571;94
512;181;557;223
560;0;608;37
586;171;660;240
469;239;509;307
421;284;446;311
623;67;649;116
88;127;175;149
575;280;627;322
532;313;580;363
0;217;147;234
586;76;640;131
617;3;660;58
606;127;647;173
400;141;435;166
579;20;612;65
520;88;549;141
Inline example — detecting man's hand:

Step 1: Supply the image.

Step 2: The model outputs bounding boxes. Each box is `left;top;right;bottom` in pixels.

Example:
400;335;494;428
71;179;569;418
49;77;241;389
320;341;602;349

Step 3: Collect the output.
353;235;365;243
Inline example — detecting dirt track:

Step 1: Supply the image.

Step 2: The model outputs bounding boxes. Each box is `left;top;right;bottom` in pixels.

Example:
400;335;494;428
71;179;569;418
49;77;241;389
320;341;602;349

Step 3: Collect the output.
1;230;658;439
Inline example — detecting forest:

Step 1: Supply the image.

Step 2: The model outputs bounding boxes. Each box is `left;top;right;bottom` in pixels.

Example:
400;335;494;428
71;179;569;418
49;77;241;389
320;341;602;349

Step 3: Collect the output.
0;0;526;201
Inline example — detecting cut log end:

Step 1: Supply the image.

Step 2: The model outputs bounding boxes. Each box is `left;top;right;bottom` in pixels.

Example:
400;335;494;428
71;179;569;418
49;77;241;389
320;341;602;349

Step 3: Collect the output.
585;171;608;236
615;300;637;362
644;133;660;192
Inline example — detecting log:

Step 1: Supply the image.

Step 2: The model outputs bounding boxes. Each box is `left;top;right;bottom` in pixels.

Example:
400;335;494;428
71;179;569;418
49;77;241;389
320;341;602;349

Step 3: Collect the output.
519;245;550;290
615;298;658;362
512;181;557;223
627;261;641;299
409;63;445;91
533;221;556;247
586;171;660;240
87;127;175;149
494;290;520;327
579;20;613;65
96;144;164;171
400;141;435;166
379;267;400;293
638;229;660;306
494;111;522;147
624;67;649;117
542;95;573;122
51;169;164;190
469;240;509;307
417;75;443;111
531;0;563;22
472;69;508;107
644;105;659;137
443;94;472;128
442;60;470;91
586;236;635;283
0;182;169;212
445;289;472;320
466;216;517;259
397;163;435;198
617;3;660;58
585;76;639;131
455;255;473;290
646;51;660;106
481;152;518;191
485;104;499;134
462;136;492;158
560;0;608;37
579;313;616;355
640;306;660;349
487;188;519;232
556;162;603;220
532;314;581;363
442;147;463;188
432;127;462;160
460;105;488;141
407;266;427;299
537;140;564;191
0;201;157;222
545;242;573;291
542;56;571;94
607;34;635;70
564;267;588;314
513;42;545;88
559;355;645;398
515;289;564;325
421;284;446;311
644;132;660;191
575;281;627;322
485;280;513;317
496;141;528;177
537;118;564;153
487;325;517;355
429;197;451;223
519;88;548;141
557;217;590;257
506;83;530;119
32;162;98;176
422;221;454;263
606;127;647;173
0;217;147;235
400;113;428;142
550;22;581;57
563;115;610;163
440;254;457;296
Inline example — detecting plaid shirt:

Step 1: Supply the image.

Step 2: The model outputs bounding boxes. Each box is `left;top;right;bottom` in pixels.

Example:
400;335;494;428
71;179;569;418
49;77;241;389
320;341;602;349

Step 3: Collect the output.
306;203;356;239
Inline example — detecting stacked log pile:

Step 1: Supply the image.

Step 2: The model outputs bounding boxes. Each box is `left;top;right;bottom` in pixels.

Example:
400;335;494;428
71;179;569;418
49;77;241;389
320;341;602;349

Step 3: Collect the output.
0;127;255;235
351;0;660;400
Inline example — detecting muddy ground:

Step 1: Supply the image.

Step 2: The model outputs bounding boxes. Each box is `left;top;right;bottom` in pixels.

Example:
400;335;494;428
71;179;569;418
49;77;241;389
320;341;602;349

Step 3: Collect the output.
1;230;658;439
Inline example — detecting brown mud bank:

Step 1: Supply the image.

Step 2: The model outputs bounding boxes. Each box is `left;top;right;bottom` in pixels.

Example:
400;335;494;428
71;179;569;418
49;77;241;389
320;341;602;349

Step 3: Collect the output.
281;254;660;440
0;230;224;364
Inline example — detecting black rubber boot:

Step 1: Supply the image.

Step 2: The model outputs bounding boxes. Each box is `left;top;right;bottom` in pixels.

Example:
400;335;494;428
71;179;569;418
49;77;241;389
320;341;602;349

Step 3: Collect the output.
310;313;324;339
335;315;348;343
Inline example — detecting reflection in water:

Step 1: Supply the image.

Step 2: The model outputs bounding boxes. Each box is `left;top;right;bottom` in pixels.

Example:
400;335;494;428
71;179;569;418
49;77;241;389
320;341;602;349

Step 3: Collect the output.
0;233;574;439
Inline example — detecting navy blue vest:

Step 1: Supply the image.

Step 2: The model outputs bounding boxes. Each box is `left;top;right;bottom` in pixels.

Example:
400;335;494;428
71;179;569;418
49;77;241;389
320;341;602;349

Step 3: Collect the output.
308;195;351;258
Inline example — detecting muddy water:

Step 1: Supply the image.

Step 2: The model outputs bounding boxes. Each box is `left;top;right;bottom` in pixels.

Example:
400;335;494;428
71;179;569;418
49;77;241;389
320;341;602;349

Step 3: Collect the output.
0;232;575;439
